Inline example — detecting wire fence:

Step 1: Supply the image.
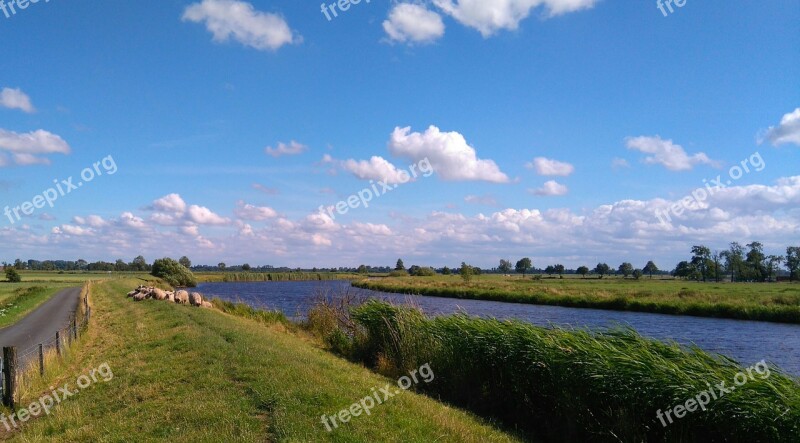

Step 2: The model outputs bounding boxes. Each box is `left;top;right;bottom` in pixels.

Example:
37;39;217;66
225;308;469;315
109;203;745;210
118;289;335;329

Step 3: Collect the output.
0;290;91;408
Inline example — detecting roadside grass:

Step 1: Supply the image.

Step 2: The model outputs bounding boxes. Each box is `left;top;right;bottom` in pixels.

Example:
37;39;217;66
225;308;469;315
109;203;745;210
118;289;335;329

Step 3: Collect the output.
0;286;69;329
8;279;522;442
353;275;800;323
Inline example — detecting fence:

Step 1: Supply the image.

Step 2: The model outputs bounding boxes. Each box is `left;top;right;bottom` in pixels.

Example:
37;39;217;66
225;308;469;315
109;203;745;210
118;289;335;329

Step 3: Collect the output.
0;289;91;409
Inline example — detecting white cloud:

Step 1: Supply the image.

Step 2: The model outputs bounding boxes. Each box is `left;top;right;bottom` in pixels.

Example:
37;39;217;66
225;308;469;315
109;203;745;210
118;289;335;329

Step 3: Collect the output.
187;205;230;225
234;201;278;221
182;0;300;51
147;194;229;226
389;125;509;183
383;3;445;44
339;156;409;184
0;129;71;166
252;183;279;195
265;140;308;157
762;107;800;147
73;215;109;228
465;194;498;206
526;157;574;176
432;0;597;37
0;87;35;113
626;136;718;171
530;180;568;196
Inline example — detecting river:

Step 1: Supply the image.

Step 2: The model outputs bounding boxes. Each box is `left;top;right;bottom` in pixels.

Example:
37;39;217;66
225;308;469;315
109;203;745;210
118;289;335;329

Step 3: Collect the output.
196;280;800;375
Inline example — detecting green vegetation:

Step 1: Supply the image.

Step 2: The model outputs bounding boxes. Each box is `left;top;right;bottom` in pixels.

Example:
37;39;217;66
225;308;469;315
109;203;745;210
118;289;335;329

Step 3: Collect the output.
204;272;361;282
0;286;65;328
9;279;518;442
353;275;800;323
316;300;800;442
151;258;198;287
5;268;21;283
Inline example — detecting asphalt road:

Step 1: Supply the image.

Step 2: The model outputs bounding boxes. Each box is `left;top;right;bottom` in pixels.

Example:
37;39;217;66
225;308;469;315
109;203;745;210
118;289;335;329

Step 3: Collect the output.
0;287;81;355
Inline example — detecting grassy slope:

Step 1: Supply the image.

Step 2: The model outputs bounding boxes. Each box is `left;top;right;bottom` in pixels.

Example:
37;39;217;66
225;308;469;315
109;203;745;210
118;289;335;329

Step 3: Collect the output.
10;279;520;442
353;275;800;323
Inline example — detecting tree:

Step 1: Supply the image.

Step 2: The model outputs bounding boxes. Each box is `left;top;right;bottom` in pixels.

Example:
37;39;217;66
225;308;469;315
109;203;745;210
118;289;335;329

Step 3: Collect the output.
673;261;694;279
576;266;589;278
357;265;368;274
13;259;24;270
5;268;21;283
151;258;197;287
787;247;800;282
460;262;474;283
395;259;405;271
218;262;226;270
131;255;148;272
594;263;610;279
442;266;452;275
515;258;532;277
498;259;512;274
554;264;565;277
618;262;634;278
721;242;745;282
179;256;192;269
745;242;766;282
766;255;784;282
643;261;659;279
691;246;712;282
545;265;556;277
242;263;252;271
633;269;644;280
114;259;128;272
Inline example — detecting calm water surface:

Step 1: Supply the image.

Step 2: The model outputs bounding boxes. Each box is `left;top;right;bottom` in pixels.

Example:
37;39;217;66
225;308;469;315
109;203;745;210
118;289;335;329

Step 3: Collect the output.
196;280;800;375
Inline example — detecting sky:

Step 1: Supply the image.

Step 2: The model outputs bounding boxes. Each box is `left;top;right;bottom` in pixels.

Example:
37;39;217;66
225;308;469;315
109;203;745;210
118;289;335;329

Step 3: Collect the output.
0;0;798;269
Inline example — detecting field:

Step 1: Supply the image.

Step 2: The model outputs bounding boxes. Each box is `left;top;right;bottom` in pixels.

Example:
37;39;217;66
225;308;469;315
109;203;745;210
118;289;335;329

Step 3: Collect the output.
353;274;800;323
5;278;521;442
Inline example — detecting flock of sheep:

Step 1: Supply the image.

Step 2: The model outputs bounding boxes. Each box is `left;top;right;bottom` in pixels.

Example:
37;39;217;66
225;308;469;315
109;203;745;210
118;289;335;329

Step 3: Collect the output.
127;285;213;308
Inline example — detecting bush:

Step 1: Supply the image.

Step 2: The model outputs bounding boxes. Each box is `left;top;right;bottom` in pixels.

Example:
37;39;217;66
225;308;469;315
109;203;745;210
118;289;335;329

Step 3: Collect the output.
409;266;436;277
151;258;197;287
388;270;409;277
5;268;21;283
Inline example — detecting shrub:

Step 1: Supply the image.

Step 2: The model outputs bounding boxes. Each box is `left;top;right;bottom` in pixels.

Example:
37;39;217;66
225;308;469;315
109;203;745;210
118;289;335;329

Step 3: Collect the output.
151;258;197;287
5;268;21;283
388;270;409;277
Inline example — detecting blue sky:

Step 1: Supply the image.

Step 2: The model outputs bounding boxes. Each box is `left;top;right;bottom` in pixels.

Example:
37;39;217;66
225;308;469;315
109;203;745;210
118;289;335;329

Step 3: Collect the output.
1;0;798;269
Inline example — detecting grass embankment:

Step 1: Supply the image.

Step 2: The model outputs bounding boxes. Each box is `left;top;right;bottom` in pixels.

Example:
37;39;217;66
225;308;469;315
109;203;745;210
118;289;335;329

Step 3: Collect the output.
196;272;362;283
353;275;800;323
0;280;76;328
9;279;521;442
314;300;800;442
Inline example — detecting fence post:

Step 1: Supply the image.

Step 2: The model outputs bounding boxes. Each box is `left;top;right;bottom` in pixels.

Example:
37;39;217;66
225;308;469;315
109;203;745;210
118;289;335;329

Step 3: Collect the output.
55;331;61;357
39;344;44;376
72;318;78;340
2;347;16;409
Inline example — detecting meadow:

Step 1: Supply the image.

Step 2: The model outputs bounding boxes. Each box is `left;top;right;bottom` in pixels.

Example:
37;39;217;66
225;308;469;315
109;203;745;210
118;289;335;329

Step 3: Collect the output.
353;274;800;323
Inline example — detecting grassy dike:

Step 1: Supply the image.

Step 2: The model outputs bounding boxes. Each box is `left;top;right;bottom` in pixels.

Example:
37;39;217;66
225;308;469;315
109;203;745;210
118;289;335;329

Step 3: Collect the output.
8;279;521;442
352;276;800;324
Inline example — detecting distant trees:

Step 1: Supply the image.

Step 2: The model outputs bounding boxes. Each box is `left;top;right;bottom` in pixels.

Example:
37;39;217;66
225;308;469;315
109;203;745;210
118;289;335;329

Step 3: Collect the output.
618;262;634;278
409;265;436;277
179;256;192;269
357;265;368;274
442;266;452;275
218;262;226;270
545;265;556;277
515;258;532;277
643;261;659;279
5;268;21;283
395;259;405;271
594;263;610;279
241;263;251;271
131;255;149;272
576;266;589;278
554;264;565;277
691;246;712;282
633;269;644;280
498;259;512;274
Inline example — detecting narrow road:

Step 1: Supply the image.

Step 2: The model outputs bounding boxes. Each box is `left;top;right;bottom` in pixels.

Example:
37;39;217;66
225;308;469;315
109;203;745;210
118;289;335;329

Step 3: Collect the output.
0;287;81;357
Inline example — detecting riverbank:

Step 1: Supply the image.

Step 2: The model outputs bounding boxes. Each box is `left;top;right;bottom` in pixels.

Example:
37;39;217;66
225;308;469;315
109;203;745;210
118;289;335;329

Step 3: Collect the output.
352;275;800;324
7;278;520;442
197;271;363;283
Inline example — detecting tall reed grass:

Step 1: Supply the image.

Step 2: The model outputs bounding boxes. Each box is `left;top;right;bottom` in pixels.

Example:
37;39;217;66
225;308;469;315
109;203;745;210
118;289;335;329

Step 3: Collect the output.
221;272;359;282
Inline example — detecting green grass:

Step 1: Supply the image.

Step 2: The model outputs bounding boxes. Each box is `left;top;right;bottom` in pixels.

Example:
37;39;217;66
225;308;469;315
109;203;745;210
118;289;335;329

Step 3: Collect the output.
322;300;800;442
353;275;800;323
196;272;363;283
8;279;522;442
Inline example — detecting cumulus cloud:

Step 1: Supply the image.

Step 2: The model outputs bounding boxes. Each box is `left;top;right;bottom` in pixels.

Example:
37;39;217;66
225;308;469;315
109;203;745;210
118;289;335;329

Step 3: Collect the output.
526;157;574;176
0;87;35;113
0;129;71;166
265;140;308;157
340;156;409;184
626;136;719;171
234;201;278;221
432;0;598;37
182;0;300;51
147;193;229;226
383;3;445;44
530;180;568;196
761;107;800;147
388;125;509;183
